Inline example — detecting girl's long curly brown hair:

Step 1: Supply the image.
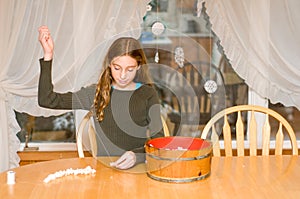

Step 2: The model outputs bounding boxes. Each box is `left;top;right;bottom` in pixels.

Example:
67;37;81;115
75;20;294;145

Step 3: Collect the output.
94;37;152;121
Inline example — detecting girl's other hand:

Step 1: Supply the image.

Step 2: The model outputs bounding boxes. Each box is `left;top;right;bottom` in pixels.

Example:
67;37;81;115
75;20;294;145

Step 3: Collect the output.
110;151;136;169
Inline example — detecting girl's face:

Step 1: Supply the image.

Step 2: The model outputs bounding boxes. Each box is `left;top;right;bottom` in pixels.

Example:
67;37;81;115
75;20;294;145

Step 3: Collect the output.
110;55;140;90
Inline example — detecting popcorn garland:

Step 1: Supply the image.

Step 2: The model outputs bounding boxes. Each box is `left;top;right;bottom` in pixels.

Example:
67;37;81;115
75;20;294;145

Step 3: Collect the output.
43;166;96;183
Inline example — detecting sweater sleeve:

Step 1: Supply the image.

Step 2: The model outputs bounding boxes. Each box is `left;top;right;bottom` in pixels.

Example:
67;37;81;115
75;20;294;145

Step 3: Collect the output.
38;58;95;110
131;86;164;164
147;86;164;138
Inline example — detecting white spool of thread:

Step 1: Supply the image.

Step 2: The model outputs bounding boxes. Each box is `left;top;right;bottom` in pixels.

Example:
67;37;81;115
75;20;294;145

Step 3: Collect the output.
7;171;15;184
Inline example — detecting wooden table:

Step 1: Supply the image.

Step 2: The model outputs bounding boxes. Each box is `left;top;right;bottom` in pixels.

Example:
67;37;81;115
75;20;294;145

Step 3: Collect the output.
1;156;299;199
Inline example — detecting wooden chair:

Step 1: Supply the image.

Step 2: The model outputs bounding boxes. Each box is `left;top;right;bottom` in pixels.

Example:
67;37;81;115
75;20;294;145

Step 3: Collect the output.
167;61;225;136
161;115;170;137
76;112;170;158
200;105;298;156
76;111;97;158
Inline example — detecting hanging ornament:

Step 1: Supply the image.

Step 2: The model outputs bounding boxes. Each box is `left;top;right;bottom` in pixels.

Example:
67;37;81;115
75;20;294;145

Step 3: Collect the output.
154;51;159;63
152;21;165;36
204;80;218;94
174;46;185;68
146;4;152;12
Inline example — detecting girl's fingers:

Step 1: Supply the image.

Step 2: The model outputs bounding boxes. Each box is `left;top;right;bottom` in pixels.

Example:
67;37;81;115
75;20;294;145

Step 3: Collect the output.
116;160;134;169
110;151;136;169
38;26;51;40
114;158;134;169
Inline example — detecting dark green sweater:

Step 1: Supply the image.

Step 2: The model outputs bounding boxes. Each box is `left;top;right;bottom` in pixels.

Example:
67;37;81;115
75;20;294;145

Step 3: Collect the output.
38;59;163;162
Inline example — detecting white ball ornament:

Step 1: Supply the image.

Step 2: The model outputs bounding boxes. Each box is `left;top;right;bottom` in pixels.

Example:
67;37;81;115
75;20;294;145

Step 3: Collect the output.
152;21;165;36
204;80;218;94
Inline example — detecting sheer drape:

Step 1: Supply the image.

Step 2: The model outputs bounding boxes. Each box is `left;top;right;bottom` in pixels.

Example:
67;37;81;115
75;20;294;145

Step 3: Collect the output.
202;0;300;108
0;0;150;172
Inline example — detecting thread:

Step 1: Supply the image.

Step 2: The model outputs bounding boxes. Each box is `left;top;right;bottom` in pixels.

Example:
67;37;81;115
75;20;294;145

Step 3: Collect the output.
7;171;15;185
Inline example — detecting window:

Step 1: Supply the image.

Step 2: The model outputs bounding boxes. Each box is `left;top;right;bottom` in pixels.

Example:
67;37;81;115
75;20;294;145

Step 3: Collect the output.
16;111;76;150
23;1;299;150
140;1;248;136
269;102;300;141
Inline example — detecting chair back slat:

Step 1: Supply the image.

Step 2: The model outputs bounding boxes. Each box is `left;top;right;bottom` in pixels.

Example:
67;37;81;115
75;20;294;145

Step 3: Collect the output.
205;97;211;113
186;71;191;83
172;96;179;112
211;125;221;157
194;71;198;86
193;96;198;113
200;96;205;113
223;115;233;156
180;96;186;113
236;111;244;156
262;115;271;155
179;73;183;86
187;96;192;113
249;110;257;156
275;123;284;155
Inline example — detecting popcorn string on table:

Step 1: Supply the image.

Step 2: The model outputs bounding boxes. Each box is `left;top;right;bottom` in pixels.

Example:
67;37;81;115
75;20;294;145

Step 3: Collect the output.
43;166;96;183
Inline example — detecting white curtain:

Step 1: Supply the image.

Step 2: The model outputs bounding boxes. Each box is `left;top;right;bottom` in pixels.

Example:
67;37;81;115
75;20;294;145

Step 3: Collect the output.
202;0;300;108
0;0;150;172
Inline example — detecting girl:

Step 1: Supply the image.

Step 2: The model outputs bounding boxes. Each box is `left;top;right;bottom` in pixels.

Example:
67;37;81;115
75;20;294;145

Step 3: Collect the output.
38;26;163;169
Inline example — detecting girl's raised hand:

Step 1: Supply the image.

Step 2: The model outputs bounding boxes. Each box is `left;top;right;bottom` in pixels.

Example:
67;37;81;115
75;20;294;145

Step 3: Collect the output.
38;26;54;61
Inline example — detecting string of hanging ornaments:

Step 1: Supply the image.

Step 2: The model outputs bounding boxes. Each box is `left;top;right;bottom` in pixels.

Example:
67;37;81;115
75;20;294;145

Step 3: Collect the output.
152;21;165;63
148;0;217;93
174;0;184;68
148;0;166;63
